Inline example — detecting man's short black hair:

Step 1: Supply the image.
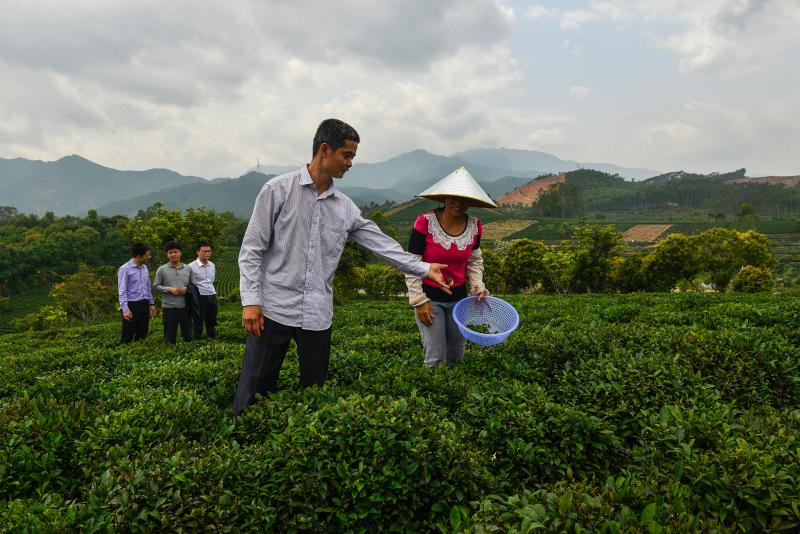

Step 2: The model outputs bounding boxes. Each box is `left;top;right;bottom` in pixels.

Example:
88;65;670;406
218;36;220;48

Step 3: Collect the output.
196;241;211;251
312;118;360;157
131;243;150;257
164;240;181;252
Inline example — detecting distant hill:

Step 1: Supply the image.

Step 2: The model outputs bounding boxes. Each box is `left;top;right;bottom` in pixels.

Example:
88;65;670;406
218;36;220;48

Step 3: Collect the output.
1;149;744;217
331;149;540;194
99;171;276;218
98;170;526;217
248;148;656;193
452;148;658;180
0;155;203;215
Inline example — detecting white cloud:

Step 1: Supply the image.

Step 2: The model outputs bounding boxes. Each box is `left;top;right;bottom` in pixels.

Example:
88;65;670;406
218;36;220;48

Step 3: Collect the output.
0;0;539;177
627;100;800;174
1;0;797;179
569;85;592;102
525;0;800;75
526;4;599;28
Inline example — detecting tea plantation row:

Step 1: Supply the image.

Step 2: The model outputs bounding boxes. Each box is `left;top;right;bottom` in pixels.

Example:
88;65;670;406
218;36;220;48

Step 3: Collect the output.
1;293;799;532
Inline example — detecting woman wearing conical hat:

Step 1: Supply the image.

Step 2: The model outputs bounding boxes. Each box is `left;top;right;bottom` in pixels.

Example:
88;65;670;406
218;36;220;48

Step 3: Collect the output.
405;167;497;368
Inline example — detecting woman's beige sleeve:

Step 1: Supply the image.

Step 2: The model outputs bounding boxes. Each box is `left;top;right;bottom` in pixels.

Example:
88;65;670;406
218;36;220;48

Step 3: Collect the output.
466;248;489;296
404;254;430;307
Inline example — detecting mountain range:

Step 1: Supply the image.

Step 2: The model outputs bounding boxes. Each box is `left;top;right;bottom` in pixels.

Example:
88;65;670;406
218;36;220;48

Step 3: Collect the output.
0;155;203;215
1;148;660;216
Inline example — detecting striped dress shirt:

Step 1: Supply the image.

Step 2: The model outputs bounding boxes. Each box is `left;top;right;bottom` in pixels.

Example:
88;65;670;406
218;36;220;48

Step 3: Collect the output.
239;166;430;330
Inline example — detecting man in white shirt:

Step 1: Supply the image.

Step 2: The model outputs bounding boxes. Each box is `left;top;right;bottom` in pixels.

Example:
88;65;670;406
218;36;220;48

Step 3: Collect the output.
233;118;451;416
189;241;218;339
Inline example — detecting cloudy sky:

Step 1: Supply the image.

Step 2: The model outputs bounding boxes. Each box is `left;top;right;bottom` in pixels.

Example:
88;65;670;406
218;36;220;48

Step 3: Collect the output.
1;0;798;178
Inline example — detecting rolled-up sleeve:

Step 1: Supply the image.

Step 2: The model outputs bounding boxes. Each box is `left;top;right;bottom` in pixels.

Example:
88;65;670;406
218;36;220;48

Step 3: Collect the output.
117;265;129;313
349;216;430;277
239;184;279;306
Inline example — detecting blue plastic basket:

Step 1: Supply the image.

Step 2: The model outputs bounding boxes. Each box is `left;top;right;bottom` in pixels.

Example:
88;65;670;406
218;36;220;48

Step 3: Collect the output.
452;296;519;346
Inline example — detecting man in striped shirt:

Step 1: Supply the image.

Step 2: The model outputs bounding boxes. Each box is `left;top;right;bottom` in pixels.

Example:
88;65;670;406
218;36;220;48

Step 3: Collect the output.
232;118;451;416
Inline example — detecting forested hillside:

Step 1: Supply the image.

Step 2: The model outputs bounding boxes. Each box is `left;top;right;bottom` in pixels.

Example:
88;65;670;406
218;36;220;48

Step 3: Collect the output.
500;168;800;218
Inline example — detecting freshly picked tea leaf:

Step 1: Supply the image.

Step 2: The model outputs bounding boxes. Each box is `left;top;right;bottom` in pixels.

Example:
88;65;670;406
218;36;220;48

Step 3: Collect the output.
469;323;497;334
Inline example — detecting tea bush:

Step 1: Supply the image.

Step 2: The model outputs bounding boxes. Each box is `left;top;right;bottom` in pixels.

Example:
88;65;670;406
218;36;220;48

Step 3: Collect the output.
1;293;799;531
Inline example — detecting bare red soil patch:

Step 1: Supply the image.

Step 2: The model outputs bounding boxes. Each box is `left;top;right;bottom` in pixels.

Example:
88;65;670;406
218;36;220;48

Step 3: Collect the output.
498;174;565;206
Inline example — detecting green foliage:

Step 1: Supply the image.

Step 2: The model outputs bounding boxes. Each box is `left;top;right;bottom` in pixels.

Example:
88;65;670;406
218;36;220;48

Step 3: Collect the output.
731;266;775;293
642;233;703;291
0;287;53;335
12;305;68;332
211;247;240;297
124;204;226;252
0;210;130;296
502;239;547;292
333;242;372;304
693;228;775;291
1;293;800;530
359;265;406;300
481;248;506;294
542;249;575;294
50;265;118;324
609;254;649;293
568;224;624;292
530;182;584;218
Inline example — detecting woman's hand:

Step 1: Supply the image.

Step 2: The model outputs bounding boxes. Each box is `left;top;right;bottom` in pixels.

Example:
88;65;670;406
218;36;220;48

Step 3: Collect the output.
415;302;433;326
476;290;488;302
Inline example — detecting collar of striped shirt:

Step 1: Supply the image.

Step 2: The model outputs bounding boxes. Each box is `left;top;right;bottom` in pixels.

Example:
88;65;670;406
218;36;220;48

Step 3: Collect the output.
300;164;340;199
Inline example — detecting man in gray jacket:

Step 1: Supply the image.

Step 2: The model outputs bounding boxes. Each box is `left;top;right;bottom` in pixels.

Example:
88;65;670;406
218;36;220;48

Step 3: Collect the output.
153;241;194;344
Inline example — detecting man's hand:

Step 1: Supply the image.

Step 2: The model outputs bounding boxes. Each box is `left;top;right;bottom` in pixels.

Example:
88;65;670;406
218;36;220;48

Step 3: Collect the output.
242;305;265;337
415;302;433;326
476;290;488;302
169;287;181;295
426;263;452;295
122;310;133;321
149;305;157;318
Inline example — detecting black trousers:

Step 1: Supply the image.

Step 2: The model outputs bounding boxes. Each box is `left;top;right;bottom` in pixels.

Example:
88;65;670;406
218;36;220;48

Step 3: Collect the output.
120;300;150;343
192;294;218;339
162;307;193;344
231;317;332;416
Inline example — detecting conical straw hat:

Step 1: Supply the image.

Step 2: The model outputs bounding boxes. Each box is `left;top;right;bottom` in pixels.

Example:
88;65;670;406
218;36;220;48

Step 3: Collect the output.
417;166;498;208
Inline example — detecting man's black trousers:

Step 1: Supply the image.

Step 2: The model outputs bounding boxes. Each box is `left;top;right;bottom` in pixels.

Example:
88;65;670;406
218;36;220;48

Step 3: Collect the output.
232;317;331;416
192;294;218;339
162;307;193;344
120;300;150;343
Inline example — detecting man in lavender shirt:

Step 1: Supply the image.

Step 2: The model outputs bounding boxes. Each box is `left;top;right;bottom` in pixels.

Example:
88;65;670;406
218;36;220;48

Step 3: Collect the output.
117;243;157;343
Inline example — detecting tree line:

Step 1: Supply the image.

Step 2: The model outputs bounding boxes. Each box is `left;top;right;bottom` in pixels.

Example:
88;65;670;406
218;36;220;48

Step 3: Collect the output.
0;204;245;298
2;204;780;331
480;225;776;295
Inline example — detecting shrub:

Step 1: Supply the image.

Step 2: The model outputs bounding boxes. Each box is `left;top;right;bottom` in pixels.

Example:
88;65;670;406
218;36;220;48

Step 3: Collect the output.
731;265;775;293
13;305;68;332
